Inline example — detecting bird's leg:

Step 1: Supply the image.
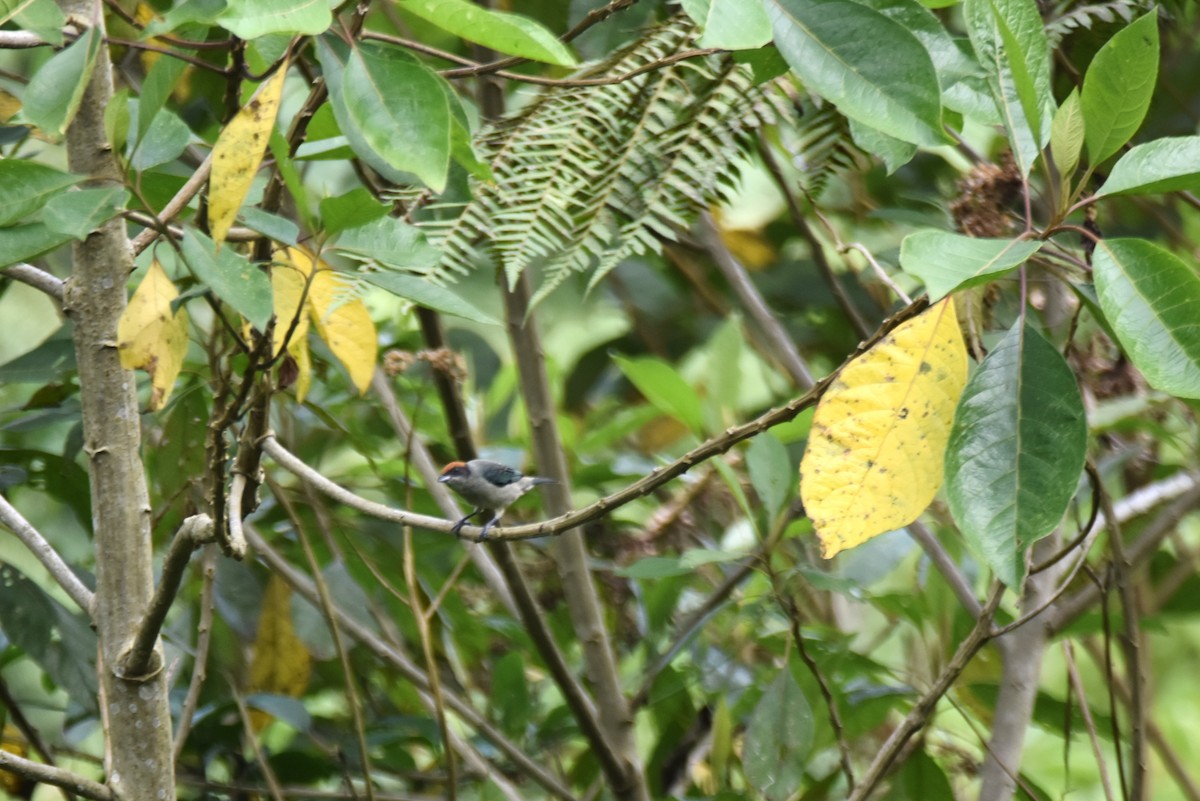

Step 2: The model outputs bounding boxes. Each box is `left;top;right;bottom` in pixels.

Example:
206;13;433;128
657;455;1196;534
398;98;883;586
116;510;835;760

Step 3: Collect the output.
478;512;502;541
451;508;482;537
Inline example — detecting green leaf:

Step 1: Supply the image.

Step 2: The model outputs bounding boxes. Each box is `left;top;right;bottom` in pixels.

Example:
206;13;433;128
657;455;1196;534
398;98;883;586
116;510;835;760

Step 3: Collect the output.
1092;238;1200;399
42;186;130;240
319;187;389;237
964;0;1053;176
136;52;188;150
767;0;946;147
181;229;273;330
7;0;65;46
143;0;227;37
1095;136;1200;197
1050;88;1084;182
900;230;1042;301
397;0;577;66
217;0;332;38
238;206;299;245
0;564;97;712
343;43;451;191
21;27;101;140
747;432;791;521
0;222;73;268
680;0;773;49
104;88;131;159
332;216;441;272
945;322;1086;587
744;668;813;801
0;161;79;226
1080;11;1158;165
848;117;918;174
613;355;705;434
883;750;955;801
131;107;193;171
493;652;531;737
361;271;498;325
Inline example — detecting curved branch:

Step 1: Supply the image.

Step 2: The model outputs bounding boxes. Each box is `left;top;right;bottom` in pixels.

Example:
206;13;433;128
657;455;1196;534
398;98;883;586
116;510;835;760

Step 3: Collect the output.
0;748;111;801
2;263;65;300
0;493;94;615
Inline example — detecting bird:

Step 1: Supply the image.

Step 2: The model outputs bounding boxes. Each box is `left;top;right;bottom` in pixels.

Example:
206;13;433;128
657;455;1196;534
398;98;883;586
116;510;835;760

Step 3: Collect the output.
438;459;556;540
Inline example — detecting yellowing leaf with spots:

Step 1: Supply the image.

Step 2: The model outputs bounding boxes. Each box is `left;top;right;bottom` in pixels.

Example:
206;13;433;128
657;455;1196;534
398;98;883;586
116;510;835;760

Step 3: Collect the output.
293;247;377;395
800;299;968;558
117;260;189;410
248;574;311;731
208;60;288;246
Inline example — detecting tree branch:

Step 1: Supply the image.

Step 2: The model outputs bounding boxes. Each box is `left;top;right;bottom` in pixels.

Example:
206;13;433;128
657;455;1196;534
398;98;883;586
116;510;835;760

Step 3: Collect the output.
129;153;213;256
0;748;111;801
2;263;65;300
847;583;1005;801
0;493;94;615
116;513;214;680
173;544;217;764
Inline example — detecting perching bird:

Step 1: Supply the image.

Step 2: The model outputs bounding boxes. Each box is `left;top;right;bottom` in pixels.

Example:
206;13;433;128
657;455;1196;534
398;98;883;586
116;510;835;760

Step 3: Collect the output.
438;459;556;539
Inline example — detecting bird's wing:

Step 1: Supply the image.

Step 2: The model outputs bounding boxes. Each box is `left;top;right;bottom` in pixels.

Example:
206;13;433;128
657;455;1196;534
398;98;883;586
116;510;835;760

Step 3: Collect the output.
479;462;524;486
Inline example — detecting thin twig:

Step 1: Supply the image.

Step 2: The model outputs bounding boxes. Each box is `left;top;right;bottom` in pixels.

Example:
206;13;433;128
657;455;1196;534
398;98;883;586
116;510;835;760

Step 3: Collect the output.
2;264;65;300
0;493;95;615
243;525;578;801
1097;472;1147;801
117;513;214;680
0;675;73;801
173;544;218;764
130;153;213;255
1064;641;1117;801
841;242;913;304
230;683;288;801
263;296;931;542
847;583;1005;801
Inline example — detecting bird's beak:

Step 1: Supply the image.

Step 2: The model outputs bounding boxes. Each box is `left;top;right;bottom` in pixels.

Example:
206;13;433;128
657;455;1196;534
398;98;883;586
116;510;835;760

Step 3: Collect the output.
437;475;450;483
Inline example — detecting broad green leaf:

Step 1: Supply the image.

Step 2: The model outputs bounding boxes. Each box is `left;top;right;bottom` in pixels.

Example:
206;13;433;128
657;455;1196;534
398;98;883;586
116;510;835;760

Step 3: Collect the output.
1080;11;1158;165
800;299;967;558
1050;88;1084;183
131;106;193;171
343;43;451;191
1095;136;1200;197
848;117;918;174
117;260;190;411
397;0;577;66
884;751;955;801
21;27;101;140
144;0;227;37
0;564;97;712
332;215;441;272
136;51;188;149
42;186;130;240
964;0;1053;176
747;432;791;521
319;187;388;237
613;355;705;435
493;651;531;737
945;322;1086;588
680;0;773;49
104;88;131;158
181;229;273;330
900;230;1042;301
238;206;299;245
361;272;498;325
744;668;813;801
0;161;78;226
217;0;332;38
1092;239;1200;399
0;222;72;268
8;0;65;46
766;0;947;147
209;61;288;245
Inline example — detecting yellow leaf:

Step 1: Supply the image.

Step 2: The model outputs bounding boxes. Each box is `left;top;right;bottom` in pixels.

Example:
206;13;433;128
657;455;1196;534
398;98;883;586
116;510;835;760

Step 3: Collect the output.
248;574;312;731
271;253;312;357
303;249;377;395
290;331;312;403
117;260;189;411
208;60;288;246
800;299;967;558
1;725;30;796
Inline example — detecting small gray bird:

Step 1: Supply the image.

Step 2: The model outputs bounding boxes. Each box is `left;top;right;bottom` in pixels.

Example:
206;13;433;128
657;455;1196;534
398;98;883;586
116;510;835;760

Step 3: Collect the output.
438;459;556;539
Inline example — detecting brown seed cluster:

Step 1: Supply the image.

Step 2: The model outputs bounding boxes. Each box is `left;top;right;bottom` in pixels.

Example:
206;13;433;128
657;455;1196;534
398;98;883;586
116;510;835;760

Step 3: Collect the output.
950;153;1023;238
382;348;467;381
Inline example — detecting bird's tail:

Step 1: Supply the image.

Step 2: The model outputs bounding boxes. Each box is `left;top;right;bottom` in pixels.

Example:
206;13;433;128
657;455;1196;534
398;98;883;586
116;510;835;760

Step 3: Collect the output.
529;477;557;485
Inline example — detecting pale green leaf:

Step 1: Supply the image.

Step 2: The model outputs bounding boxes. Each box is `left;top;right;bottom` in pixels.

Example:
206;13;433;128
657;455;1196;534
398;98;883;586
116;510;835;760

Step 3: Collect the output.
900;230;1041;300
1095;136;1200;197
1080;11;1158;165
218;0;332;38
398;0;577;65
21;27;101;140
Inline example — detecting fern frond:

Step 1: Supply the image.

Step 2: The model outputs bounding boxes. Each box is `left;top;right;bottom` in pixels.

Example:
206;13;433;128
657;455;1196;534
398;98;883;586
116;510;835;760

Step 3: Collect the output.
417;16;780;303
1045;1;1146;46
782;102;864;200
